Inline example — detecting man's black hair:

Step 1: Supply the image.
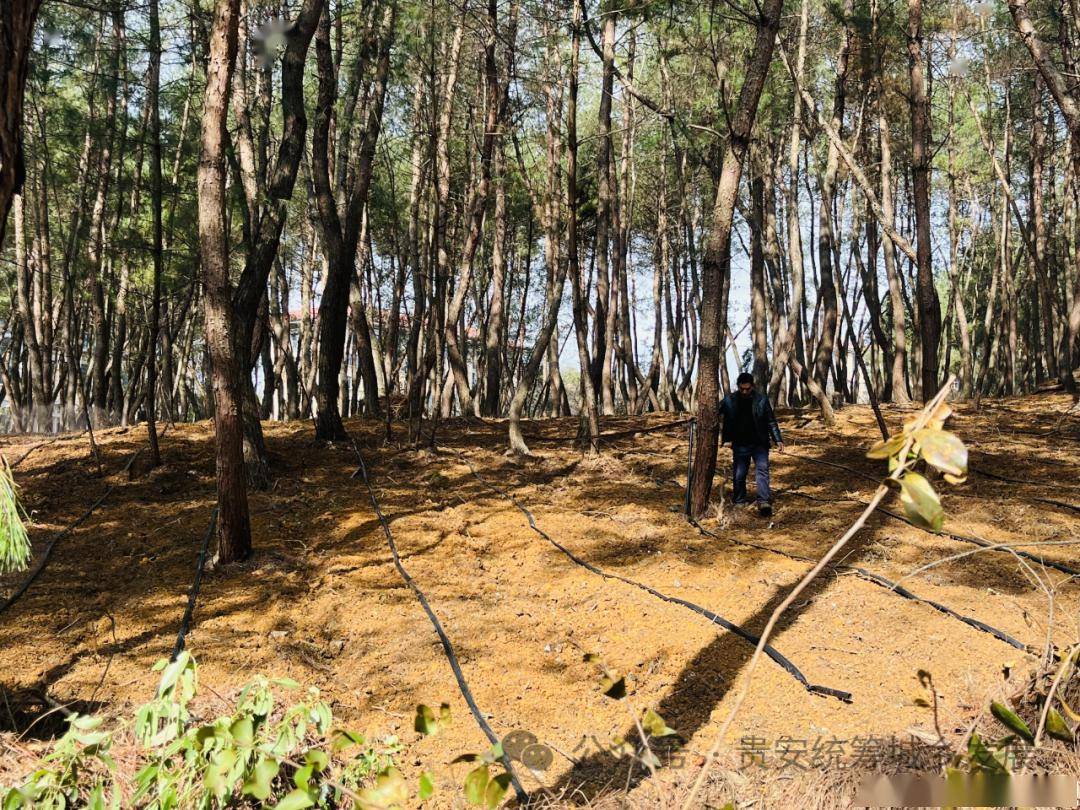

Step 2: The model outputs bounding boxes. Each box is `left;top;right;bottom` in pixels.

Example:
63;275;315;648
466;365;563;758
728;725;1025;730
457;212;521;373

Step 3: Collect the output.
736;372;754;386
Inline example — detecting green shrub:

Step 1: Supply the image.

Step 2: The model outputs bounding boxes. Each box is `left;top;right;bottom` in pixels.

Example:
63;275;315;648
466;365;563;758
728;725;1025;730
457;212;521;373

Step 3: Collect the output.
3;653;419;809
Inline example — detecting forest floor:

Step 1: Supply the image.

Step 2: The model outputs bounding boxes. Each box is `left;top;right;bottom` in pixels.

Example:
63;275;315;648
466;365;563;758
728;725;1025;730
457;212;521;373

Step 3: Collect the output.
0;395;1078;807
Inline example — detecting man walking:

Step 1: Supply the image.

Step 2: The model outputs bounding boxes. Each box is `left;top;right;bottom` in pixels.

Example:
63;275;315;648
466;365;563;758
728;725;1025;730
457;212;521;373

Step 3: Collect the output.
720;372;785;516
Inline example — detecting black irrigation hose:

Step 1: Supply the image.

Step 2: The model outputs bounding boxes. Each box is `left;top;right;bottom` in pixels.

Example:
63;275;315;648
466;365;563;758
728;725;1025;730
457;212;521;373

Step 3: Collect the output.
349;445;528;805
969;463;1080;490
790;452;1080;577
458;456;852;704
0;485;115;617
967;464;1080;514
871;504;1080;578
620;454;1030;653
8;431;89;470
688;516;1027;651
844;567;1027;650
1037;498;1080;515
594;418;696;443
524;417;695;447
171;508;219;661
0;446;145;618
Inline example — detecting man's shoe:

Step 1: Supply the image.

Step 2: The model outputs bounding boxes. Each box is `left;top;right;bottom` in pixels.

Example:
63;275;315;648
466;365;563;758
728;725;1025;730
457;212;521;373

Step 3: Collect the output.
757;502;773;517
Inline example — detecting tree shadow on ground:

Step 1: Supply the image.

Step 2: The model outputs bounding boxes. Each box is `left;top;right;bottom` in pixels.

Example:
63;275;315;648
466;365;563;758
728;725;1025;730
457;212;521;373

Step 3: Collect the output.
532;547;862;803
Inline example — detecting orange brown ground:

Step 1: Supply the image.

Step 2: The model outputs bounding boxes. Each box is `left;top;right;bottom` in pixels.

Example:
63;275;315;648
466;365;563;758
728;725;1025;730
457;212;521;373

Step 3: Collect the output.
0;395;1077;806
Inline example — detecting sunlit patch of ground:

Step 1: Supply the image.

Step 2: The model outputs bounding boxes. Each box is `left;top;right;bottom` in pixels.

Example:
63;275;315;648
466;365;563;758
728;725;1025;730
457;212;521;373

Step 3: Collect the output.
0;394;1077;806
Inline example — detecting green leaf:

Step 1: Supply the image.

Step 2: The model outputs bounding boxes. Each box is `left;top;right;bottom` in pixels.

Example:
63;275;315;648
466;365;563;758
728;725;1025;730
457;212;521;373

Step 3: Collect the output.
916;429;967;477
293;761;314;791
86;784;105;810
641;708;676;737
304;749;328;772
134;763;159;790
272;677;301;689
966;732;1007;773
867;433;906;459
415;704;440;736
484;773;511;808
74;731;109;747
271;788;316;810
418;771;435;801
355;766;408;809
155;654;188;696
464;765;490;805
1045;708;1074;742
332;728;365;752
204;748;238;797
990;701;1035;743
1059;695;1080;724
194;724;219;750
230;716;254;747
242;757;279;800
899;472;944;530
72;714;103;731
639;749;662;769
312;701;332;732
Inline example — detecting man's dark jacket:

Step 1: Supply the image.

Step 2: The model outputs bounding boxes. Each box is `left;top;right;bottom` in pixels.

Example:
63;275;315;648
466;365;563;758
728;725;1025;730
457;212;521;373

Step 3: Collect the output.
720;391;783;447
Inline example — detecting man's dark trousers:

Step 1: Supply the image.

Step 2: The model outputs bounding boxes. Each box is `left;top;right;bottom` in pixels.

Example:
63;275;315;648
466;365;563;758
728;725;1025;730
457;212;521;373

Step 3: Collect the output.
732;444;770;505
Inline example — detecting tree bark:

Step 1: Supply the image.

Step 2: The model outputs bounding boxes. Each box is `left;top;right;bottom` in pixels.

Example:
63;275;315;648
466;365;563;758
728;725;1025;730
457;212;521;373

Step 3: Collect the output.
198;0;251;563
688;0;785;518
1006;0;1080;394
812;0;852;392
0;0;42;252
311;2;394;440
907;0;942;400
565;3;599;453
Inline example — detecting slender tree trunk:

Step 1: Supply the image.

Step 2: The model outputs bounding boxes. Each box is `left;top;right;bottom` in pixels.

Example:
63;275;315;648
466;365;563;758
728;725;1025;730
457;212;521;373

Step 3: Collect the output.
231;0;323;473
0;0;42;251
1031;74;1057;381
311;3;394;440
877;42;910;401
198;0;251;563
748;169;770;390
945;50;973;398
907;0;942;400
146;0;163;465
813;0;852;392
688;0;785;517
592;1;615;414
12;194;47;429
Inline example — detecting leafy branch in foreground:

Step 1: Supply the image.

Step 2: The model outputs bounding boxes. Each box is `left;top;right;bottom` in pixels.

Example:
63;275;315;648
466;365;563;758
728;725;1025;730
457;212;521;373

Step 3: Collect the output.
0;460;31;575
414;702;512;809
3;652;420;809
866;399;968;530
